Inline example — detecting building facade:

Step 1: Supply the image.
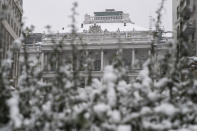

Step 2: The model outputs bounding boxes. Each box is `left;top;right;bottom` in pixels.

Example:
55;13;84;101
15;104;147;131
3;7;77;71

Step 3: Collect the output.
0;0;23;85
172;0;178;41
24;33;43;45
173;0;197;56
23;9;170;86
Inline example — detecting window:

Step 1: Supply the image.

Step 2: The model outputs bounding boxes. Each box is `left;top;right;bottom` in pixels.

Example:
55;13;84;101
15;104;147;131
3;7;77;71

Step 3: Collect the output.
44;53;49;71
94;59;101;71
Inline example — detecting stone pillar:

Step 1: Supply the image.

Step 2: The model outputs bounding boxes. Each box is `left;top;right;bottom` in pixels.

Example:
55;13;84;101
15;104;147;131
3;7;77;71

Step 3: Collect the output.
132;49;135;68
101;49;104;71
148;49;151;56
42;52;46;71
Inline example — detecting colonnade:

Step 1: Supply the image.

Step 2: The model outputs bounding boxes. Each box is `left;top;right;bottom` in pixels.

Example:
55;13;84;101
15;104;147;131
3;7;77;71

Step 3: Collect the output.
43;48;151;72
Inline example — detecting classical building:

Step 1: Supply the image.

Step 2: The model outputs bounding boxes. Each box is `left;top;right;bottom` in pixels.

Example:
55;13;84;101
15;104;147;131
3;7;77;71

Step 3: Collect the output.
173;0;197;56
0;0;23;85
23;9;171;86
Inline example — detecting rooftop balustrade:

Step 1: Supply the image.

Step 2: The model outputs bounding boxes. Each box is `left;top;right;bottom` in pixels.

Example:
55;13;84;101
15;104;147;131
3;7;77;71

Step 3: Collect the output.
42;32;153;45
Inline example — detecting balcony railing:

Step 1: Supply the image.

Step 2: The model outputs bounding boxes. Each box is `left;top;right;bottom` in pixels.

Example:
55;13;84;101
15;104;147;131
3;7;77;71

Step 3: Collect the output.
21;44;41;53
84;15;131;24
42;32;152;44
42;69;142;78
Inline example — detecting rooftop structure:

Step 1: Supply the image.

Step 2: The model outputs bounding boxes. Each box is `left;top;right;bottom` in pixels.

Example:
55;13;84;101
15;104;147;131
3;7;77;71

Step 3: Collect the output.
94;9;123;16
83;9;133;24
80;9;147;33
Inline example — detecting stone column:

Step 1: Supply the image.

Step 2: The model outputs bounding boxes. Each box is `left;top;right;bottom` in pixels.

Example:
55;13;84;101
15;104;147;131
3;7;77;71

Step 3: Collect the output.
43;52;47;71
148;49;151;56
101;49;104;71
132;49;135;68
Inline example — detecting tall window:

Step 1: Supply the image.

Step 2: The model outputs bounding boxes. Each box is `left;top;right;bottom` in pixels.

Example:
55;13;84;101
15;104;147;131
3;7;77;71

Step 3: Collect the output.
134;49;149;69
94;59;101;71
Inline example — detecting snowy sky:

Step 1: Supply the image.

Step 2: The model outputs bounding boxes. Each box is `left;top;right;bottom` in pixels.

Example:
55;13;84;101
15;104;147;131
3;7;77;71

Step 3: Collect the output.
23;0;172;33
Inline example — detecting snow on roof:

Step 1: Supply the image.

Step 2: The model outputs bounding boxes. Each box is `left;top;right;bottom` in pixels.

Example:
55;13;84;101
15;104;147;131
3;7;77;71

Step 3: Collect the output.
79;23;148;33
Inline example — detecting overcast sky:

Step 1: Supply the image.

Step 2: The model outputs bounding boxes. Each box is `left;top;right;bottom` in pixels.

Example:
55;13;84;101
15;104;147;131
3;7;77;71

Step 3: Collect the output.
23;0;172;33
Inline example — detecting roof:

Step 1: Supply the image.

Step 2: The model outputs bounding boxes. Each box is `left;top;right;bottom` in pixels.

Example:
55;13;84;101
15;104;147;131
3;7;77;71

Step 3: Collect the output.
94;11;123;16
79;23;148;33
94;9;123;16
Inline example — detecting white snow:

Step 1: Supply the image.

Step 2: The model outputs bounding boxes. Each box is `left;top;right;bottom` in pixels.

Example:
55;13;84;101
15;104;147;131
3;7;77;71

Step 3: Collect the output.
177;129;191;131
154;103;177;116
140;107;152;115
123;113;140;122
108;110;121;123
79;23;148;32
117;125;131;131
189;125;197;131
7;94;22;128
148;91;159;101
103;66;117;83
138;63;152;88
143;120;172;130
13;38;22;49
155;78;169;88
42;101;51;112
117;80;130;94
77;88;88;101
92;78;102;89
107;85;117;107
188;56;197;62
134;91;142;101
102;66;118;107
93;103;110;114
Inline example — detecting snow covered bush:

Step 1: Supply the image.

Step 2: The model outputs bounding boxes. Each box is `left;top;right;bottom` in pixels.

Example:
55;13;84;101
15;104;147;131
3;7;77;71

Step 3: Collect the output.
1;0;197;131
